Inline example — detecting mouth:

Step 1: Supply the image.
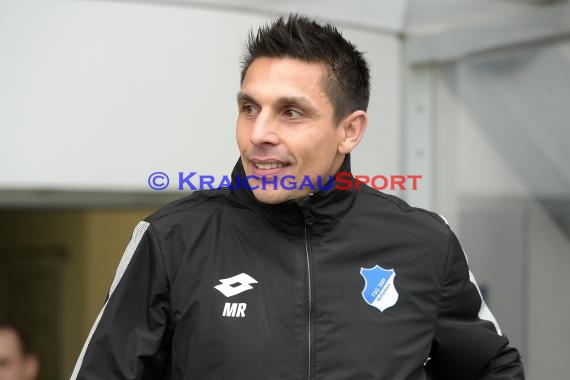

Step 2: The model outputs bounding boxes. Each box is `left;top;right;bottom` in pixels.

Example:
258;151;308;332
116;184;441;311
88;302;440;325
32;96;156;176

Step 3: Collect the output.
253;161;290;170
251;159;291;170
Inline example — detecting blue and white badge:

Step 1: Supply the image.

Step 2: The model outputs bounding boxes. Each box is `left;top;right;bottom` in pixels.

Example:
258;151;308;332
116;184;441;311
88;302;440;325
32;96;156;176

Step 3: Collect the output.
360;265;399;312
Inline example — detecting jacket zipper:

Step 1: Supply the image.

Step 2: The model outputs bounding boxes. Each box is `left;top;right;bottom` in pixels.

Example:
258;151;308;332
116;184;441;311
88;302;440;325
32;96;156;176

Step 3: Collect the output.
303;217;315;380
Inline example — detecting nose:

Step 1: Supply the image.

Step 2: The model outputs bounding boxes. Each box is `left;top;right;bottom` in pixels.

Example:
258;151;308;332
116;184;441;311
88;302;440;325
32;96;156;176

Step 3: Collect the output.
250;109;280;146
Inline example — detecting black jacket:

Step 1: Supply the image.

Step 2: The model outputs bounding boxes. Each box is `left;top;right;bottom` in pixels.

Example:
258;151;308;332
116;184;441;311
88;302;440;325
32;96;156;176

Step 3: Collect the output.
71;156;524;380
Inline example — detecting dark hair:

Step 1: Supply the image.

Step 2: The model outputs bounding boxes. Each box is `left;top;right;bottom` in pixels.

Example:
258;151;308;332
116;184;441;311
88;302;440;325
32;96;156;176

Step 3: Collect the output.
0;322;33;355
240;14;370;124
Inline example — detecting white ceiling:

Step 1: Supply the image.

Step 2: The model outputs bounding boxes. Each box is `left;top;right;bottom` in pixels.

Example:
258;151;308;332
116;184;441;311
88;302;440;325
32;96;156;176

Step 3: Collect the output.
147;0;409;33
134;0;570;63
148;0;565;35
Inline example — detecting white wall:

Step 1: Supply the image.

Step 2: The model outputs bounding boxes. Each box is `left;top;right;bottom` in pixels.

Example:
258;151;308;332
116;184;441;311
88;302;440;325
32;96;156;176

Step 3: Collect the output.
0;0;401;193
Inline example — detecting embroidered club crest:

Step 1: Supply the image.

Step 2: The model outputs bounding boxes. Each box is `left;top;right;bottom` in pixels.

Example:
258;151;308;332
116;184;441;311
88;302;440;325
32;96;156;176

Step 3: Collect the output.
360;265;399;312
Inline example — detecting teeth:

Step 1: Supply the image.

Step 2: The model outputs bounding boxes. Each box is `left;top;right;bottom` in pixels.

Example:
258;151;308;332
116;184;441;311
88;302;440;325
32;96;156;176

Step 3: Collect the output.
255;162;287;170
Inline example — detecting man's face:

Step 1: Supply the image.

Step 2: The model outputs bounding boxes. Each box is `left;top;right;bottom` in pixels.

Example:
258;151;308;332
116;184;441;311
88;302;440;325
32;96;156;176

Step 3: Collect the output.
0;330;36;380
236;57;346;204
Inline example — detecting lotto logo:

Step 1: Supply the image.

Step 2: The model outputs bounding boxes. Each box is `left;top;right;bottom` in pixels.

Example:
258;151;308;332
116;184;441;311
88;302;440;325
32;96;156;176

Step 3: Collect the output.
215;273;258;318
214;273;258;298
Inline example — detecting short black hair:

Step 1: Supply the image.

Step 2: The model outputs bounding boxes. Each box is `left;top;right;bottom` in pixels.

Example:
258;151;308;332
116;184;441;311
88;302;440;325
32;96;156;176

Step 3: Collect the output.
0;322;33;356
240;14;370;124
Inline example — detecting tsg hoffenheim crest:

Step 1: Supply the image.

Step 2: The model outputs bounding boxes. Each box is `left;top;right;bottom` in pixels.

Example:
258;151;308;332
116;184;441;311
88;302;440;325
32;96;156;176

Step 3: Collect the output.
360;265;399;312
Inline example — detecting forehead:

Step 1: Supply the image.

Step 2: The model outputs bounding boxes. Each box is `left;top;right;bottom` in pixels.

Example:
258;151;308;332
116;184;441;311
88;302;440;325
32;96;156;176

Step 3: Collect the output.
0;329;23;357
241;57;329;101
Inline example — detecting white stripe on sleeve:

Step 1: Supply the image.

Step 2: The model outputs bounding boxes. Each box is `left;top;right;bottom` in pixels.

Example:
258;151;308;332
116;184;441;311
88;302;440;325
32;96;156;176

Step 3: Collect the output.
438;214;503;336
70;221;150;380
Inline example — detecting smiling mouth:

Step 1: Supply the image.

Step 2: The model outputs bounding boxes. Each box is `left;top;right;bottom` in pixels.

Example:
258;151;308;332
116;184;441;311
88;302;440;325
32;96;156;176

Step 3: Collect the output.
252;161;290;170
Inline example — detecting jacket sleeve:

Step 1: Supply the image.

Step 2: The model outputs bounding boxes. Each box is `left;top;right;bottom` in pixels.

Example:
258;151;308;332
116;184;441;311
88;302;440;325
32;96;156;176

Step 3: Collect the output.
426;229;525;380
70;221;172;380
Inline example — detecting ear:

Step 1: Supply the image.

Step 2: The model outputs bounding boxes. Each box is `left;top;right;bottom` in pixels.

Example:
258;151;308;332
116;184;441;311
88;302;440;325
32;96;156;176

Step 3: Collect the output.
338;110;368;154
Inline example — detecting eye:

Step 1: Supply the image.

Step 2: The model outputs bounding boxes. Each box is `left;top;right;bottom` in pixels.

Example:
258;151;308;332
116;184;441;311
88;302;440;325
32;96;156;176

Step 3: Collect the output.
283;108;303;119
239;103;258;117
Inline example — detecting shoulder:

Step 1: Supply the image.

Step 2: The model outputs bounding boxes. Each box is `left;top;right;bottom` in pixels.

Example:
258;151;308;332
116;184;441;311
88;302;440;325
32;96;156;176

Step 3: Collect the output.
136;189;233;277
355;184;452;246
143;188;232;232
358;185;448;224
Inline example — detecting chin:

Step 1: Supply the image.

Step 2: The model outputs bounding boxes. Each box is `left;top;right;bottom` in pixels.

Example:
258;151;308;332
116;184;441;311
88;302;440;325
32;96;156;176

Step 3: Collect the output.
251;189;296;204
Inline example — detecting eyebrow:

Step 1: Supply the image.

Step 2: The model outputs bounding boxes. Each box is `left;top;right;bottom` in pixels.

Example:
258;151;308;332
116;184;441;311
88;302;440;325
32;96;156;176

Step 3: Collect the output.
236;92;318;114
236;92;257;105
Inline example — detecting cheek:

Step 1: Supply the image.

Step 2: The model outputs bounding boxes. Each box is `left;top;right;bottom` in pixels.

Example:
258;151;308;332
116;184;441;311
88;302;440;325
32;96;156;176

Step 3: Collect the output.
312;130;341;154
236;122;249;149
297;138;337;168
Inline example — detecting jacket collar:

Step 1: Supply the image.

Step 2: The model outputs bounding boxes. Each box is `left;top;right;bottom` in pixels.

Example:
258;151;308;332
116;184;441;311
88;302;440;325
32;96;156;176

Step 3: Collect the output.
228;155;357;236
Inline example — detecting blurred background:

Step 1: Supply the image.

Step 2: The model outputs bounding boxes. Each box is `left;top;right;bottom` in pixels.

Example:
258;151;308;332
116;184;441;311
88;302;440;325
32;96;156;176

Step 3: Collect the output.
0;0;568;378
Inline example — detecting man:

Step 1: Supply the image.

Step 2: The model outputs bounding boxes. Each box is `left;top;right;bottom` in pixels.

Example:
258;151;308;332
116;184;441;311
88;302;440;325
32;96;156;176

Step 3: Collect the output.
71;14;524;379
0;323;38;380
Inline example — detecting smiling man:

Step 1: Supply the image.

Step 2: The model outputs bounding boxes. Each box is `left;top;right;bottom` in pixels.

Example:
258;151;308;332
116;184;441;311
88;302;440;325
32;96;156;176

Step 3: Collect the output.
71;14;524;380
236;54;366;203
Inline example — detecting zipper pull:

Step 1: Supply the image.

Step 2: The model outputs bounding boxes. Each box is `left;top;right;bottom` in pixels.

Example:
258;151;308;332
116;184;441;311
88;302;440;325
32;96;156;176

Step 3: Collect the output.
302;208;315;226
298;192;316;225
